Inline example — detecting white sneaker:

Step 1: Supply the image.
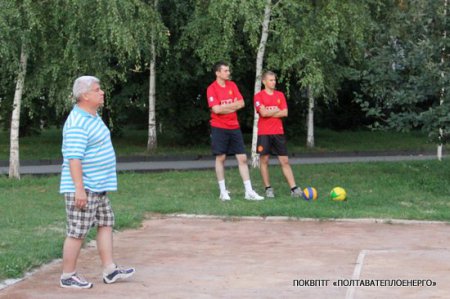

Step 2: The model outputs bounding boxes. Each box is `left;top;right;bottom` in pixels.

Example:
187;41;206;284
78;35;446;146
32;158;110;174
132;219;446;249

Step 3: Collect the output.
245;190;264;201
220;191;231;201
60;273;93;289
265;187;275;198
103;266;135;284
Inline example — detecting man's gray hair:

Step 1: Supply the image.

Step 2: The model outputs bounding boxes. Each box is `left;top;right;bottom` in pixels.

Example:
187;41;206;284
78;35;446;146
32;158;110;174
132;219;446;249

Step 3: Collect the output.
72;76;100;102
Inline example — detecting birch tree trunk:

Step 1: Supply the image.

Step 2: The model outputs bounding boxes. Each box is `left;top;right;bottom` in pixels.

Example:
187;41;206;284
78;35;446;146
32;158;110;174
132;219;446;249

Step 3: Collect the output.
9;45;28;179
438;0;447;161
306;86;315;148
251;0;272;168
147;0;158;151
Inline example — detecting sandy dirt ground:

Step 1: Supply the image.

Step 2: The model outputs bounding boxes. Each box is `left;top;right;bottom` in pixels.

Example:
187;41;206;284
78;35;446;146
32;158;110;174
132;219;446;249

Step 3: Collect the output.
1;216;449;299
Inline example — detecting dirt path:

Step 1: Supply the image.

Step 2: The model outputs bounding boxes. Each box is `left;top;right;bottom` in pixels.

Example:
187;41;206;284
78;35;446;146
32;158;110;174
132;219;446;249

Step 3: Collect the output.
1;217;449;299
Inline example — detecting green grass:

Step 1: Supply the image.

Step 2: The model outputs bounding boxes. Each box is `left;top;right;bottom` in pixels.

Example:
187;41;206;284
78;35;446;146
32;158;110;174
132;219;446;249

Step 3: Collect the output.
1;159;449;280
0;127;446;161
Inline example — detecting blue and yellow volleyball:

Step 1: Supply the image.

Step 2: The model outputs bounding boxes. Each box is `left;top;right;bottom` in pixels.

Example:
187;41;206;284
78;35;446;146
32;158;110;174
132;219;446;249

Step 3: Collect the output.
302;187;318;201
330;187;347;201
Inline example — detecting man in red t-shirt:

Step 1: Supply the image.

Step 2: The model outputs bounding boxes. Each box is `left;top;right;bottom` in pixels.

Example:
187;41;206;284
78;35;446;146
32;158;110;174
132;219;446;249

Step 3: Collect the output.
207;61;263;201
254;71;303;198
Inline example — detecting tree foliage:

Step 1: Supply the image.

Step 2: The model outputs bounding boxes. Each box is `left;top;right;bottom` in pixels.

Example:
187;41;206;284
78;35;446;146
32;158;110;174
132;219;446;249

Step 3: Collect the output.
266;0;369;98
1;0;166;134
356;0;450;143
1;0;449;151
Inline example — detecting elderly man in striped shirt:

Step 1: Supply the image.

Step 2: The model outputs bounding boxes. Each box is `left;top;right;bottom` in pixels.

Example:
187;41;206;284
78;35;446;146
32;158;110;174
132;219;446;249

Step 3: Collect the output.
59;76;135;289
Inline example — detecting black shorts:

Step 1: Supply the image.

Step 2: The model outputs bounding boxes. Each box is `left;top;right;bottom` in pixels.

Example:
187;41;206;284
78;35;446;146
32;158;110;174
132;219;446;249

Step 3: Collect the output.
257;134;288;156
211;127;246;156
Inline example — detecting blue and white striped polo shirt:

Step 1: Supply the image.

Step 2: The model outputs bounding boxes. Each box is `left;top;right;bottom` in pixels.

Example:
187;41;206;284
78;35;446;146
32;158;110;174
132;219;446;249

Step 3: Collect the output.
59;105;117;193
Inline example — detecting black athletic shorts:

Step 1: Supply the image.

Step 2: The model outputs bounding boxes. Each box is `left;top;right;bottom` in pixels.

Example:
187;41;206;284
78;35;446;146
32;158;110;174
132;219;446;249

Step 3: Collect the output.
211;126;246;156
257;134;288;156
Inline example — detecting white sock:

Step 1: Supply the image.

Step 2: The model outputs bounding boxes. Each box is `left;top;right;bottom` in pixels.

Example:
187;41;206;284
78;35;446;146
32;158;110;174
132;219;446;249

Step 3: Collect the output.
218;180;227;194
61;271;76;279
103;263;117;275
243;180;253;193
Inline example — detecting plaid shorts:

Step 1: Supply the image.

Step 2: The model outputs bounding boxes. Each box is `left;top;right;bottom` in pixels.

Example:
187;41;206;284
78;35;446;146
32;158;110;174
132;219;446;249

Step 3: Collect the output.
64;191;115;239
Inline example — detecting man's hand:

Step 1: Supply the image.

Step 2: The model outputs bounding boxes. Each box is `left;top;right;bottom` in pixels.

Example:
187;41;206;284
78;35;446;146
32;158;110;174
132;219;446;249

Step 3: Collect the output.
75;188;88;209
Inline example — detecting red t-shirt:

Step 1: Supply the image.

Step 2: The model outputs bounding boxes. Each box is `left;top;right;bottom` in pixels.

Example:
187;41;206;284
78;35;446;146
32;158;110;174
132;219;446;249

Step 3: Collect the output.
207;80;244;129
254;90;287;135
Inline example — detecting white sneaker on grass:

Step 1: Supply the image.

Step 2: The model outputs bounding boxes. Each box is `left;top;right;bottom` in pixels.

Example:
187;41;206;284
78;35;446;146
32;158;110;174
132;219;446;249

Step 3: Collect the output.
219;191;231;201
265;187;275;198
245;190;264;201
291;187;303;198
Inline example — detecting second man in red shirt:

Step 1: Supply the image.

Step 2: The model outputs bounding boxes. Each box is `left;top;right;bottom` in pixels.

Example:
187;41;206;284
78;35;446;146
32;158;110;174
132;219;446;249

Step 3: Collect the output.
254;71;303;198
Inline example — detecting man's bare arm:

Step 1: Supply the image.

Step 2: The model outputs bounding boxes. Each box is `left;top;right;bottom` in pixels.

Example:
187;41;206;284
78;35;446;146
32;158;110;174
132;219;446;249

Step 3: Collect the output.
69;159;87;209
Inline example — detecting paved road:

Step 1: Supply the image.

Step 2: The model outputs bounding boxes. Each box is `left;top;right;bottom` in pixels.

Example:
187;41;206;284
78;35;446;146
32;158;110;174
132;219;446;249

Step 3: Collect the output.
0;153;438;175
